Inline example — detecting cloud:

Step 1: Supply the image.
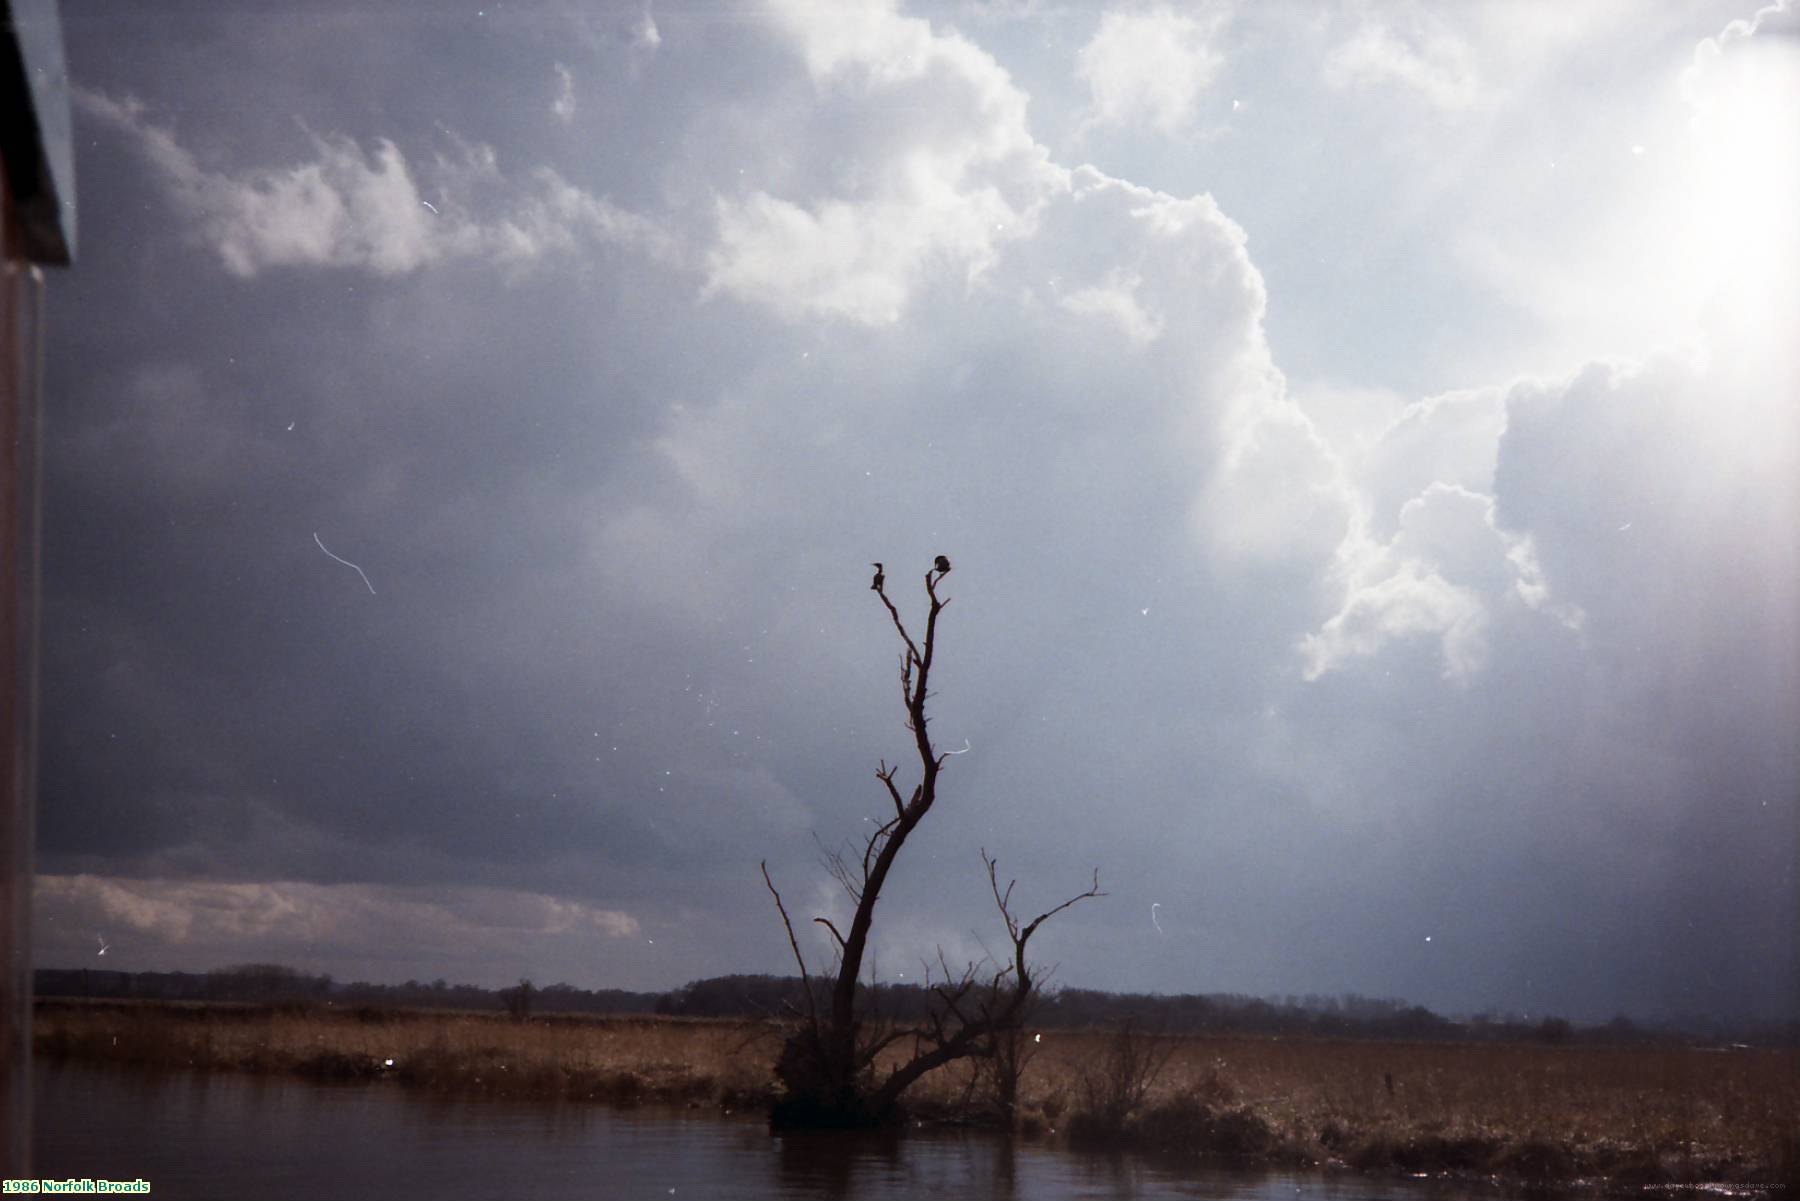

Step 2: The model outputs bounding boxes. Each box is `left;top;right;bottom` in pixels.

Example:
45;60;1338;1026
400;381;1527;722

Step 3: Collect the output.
1436;0;1797;373
1056;269;1165;346
1494;354;1797;665
43;0;1794;1020
1681;0;1797;106
1352;386;1506;537
76;89;672;278
623;143;1283;617
1304;556;1489;681
1302;483;1561;682
1675;0;1800;364
1323;8;1480;110
1075;5;1228;134
955;0;1045;23
700;0;1060;324
1033;165;1266;366
551;62;577;122
35;875;641;982
1197;392;1355;570
621;3;1323;648
634;7;662;50
1306;331;1797;688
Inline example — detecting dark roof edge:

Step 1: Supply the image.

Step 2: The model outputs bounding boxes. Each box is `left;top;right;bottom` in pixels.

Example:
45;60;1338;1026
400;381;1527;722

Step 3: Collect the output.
2;0;75;264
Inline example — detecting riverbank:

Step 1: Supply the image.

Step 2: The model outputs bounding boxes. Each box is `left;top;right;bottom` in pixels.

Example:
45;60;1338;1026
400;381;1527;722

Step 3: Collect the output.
35;999;1798;1194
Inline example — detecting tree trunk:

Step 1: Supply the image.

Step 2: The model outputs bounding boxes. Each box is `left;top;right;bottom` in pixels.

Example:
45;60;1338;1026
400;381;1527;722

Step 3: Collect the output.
761;562;1102;1128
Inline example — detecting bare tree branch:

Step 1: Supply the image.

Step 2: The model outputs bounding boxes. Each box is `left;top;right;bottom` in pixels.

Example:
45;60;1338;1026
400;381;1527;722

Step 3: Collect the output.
855;1022;926;1070
872;576;921;668
860;815;900;885
817;835;861;905
875;761;905;818
761;860;817;1030
985;849;1106;993
813;916;847;949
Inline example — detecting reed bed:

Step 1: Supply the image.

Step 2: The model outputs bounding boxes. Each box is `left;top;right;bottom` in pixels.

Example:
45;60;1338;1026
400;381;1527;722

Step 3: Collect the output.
36;1000;1798;1191
923;1029;1799;1186
35;999;779;1110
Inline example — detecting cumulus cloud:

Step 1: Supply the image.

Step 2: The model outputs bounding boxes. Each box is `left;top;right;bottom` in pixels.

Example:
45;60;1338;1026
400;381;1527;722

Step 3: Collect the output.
701;0;1059;323
1302;483;1562;682
642;3;1332;628
1287;378;1582;685
623;23;1286;613
1031;165;1266;366
1351;386;1506;537
1495;354;1797;657
1304;557;1489;681
1323;8;1480;110
1075;5;1228;134
1197;393;1355;569
1305;330;1796;688
77;89;672;278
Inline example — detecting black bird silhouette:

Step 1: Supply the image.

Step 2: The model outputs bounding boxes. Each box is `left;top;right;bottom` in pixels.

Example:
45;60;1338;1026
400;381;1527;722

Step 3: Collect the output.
870;562;885;590
934;555;951;575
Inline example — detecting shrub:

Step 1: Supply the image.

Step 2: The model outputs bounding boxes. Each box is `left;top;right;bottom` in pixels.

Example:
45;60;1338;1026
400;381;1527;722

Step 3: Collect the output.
1069;1023;1175;1140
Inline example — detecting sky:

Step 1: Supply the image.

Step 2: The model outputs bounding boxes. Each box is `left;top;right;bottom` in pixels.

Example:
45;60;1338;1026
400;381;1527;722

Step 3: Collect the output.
30;0;1798;1024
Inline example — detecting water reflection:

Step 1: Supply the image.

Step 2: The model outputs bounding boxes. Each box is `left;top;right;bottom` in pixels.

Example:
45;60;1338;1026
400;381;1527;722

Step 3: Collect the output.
772;1127;1031;1201
34;1063;1475;1201
773;1127;905;1198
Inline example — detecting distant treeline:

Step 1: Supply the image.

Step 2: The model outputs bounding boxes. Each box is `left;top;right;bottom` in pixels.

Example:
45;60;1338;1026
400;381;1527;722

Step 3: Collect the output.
34;965;1797;1047
651;975;1798;1047
34;964;654;1016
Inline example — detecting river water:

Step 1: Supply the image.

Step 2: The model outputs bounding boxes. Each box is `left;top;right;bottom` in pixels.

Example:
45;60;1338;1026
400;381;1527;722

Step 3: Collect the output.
32;1062;1480;1200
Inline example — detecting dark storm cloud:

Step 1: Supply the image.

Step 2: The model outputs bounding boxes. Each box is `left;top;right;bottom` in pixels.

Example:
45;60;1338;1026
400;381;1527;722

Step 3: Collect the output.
30;0;1796;1016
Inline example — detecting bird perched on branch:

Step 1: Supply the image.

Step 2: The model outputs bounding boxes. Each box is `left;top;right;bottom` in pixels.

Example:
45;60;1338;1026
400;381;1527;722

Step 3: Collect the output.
870;562;885;590
934;555;951;575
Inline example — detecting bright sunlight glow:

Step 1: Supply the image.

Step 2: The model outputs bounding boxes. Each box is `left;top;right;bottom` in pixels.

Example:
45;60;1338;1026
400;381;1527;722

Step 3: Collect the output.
1675;37;1800;375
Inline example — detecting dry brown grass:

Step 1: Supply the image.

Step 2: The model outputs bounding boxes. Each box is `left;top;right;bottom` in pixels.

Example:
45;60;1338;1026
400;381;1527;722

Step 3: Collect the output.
848;1024;1797;1186
977;1029;1794;1186
34;999;780;1110
36;1001;1799;1190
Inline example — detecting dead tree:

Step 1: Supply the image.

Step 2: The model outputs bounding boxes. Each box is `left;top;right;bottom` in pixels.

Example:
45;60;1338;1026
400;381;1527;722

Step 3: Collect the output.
761;560;1103;1127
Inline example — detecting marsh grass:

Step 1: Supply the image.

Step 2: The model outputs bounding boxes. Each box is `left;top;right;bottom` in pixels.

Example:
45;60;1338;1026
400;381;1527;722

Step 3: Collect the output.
868;1025;1797;1187
34;999;779;1110
982;1030;1800;1187
36;1000;1798;1189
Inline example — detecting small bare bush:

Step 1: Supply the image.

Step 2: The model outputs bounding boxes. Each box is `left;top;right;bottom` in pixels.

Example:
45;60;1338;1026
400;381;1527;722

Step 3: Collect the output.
1069;1022;1177;1141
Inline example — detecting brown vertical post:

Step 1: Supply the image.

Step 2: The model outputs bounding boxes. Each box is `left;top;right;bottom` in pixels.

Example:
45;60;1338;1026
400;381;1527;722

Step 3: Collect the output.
0;197;44;1177
2;0;74;1177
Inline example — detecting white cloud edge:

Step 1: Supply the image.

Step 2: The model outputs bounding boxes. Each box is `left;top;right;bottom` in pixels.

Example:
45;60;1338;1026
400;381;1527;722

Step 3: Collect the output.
35;873;641;951
76;88;675;279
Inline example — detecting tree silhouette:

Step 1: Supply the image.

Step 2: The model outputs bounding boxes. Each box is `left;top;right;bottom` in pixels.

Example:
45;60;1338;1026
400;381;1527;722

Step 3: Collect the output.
761;559;1103;1127
499;977;535;1022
